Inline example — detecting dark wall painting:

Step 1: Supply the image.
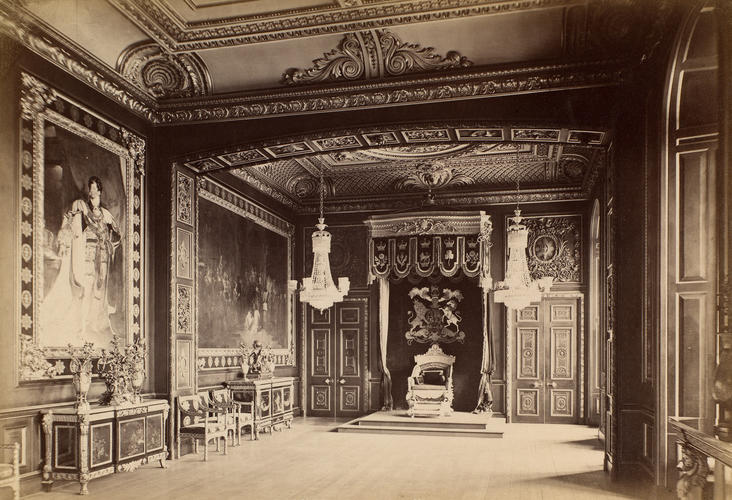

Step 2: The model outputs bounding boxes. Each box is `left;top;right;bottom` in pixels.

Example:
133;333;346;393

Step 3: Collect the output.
197;195;290;351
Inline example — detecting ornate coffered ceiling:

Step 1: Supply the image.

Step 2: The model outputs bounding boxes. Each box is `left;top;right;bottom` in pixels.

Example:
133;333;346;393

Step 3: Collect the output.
0;0;675;124
180;123;606;213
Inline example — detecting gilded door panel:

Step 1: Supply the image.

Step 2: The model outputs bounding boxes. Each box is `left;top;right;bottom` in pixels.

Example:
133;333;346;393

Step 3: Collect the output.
311;386;331;411
512;305;544;423
518;328;539;379
517;389;540;416
335;302;366;416
550;389;574;417
544;298;579;424
550;327;573;380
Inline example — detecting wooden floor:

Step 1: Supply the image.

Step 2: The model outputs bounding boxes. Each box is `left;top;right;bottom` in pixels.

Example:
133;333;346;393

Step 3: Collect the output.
30;417;672;500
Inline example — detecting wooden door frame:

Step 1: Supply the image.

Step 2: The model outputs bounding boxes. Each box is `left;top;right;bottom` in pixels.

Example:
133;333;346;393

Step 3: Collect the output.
506;291;585;423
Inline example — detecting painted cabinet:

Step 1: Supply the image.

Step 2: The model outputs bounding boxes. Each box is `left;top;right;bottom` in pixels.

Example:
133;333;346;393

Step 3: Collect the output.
41;400;169;495
227;377;294;439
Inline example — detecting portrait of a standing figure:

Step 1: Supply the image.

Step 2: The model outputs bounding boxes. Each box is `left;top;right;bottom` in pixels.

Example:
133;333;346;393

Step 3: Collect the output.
42;176;123;345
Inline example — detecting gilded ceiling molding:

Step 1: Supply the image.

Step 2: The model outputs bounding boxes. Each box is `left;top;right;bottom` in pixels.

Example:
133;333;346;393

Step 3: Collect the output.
109;0;583;52
299;189;587;214
0;6;156;121
158;62;623;123
117;41;212;99
282;29;472;85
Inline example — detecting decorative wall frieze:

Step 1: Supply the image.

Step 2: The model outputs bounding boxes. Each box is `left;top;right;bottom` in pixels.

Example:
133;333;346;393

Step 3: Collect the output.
117;41;211;99
109;0;583;52
282;29;472;86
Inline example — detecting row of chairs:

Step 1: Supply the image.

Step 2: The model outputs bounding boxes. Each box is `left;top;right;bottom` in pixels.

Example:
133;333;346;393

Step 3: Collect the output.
176;388;254;461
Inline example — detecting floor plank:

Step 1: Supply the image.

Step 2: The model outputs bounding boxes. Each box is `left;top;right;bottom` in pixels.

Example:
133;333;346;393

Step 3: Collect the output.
28;417;671;500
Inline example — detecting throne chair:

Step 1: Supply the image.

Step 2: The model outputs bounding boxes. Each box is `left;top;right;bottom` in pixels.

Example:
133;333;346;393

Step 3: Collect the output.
406;343;456;417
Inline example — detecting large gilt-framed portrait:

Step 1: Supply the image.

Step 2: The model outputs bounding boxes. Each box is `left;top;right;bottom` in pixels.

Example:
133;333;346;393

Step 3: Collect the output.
17;73;145;381
196;179;295;369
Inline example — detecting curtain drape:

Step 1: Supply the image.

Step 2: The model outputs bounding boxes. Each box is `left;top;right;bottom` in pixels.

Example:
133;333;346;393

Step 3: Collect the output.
378;276;393;410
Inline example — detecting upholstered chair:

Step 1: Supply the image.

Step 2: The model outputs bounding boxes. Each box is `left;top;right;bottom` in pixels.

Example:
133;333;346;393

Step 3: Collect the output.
0;443;20;500
177;395;228;461
211;388;255;445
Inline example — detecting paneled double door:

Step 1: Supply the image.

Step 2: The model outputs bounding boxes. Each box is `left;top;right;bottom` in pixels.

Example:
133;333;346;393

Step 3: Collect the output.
512;297;581;423
307;297;368;417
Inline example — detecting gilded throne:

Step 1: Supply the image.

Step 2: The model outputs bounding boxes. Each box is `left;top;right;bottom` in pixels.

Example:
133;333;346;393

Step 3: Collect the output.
406;344;456;417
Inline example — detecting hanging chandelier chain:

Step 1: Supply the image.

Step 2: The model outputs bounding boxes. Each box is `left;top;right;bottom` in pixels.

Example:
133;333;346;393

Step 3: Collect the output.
319;169;325;220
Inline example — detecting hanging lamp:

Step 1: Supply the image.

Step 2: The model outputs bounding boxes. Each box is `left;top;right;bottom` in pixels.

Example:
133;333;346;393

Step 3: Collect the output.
493;152;553;310
293;170;350;312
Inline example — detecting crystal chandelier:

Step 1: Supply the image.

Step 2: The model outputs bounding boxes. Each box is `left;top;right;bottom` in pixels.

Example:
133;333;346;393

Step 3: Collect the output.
295;170;350;312
494;178;553;310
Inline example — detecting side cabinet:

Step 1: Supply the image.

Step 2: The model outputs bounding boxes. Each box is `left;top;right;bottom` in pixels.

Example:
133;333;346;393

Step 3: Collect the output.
228;377;294;439
41;400;169;495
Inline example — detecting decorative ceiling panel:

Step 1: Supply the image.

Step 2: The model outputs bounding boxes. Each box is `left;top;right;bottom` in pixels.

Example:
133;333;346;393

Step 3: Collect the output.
182;123;606;212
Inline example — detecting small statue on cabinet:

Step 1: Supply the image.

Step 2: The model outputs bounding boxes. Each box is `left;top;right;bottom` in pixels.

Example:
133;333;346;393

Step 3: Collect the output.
239;340;275;379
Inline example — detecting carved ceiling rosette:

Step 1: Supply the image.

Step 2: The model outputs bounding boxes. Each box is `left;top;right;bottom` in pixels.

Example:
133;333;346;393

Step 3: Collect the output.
394;161;474;192
282;29;472;85
117;41;211;99
523;216;582;283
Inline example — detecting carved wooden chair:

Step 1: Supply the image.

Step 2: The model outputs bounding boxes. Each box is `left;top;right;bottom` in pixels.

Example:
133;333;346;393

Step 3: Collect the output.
0;443;20;500
406;343;456;417
177;395;228;461
211;388;254;445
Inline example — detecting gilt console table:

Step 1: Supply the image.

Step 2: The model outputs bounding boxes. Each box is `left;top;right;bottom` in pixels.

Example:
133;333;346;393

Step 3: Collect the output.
41;399;169;495
226;377;294;439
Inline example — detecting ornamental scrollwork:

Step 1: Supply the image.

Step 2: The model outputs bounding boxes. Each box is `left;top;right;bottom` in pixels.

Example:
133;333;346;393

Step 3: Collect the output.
394;161;474;192
379;30;472;76
117;41;211;99
20;336;65;380
20;73;57;120
524;216;582;283
121;130;146;176
282;29;472;86
390;218;457;235
676;443;710;499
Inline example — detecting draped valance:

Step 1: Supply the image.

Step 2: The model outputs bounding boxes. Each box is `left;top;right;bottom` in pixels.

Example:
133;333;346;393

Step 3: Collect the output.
365;211;493;288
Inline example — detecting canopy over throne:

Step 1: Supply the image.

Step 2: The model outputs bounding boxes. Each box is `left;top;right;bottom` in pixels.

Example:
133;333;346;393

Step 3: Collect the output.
406;344;456;417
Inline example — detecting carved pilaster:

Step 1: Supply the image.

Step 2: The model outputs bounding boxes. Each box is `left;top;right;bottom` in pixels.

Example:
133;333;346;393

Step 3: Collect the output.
121;130;146;177
41;412;53;490
676;443;710;500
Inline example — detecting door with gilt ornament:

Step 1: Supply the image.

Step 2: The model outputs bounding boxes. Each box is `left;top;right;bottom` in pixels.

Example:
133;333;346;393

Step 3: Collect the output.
307;296;368;418
512;297;580;424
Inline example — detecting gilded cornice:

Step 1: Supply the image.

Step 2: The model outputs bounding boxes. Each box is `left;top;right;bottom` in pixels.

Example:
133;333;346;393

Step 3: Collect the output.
157;61;624;124
109;0;585;52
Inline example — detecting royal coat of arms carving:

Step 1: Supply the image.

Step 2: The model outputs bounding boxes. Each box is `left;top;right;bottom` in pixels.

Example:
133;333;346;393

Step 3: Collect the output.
405;285;465;344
